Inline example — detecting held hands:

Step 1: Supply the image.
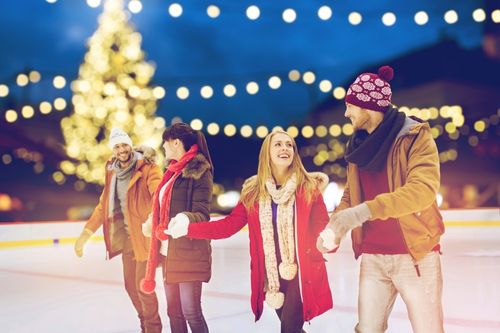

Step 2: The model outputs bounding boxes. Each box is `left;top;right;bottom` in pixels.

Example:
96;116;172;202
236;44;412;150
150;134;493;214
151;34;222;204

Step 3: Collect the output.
74;228;94;257
164;213;190;239
316;228;340;253
329;203;372;240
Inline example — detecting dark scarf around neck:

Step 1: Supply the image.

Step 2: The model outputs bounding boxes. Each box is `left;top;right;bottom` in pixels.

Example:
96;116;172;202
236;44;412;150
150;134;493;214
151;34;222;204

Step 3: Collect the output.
345;107;406;172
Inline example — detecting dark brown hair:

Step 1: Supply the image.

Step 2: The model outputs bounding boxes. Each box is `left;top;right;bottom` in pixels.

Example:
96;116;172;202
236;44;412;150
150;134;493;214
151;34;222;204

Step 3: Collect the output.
162;123;214;172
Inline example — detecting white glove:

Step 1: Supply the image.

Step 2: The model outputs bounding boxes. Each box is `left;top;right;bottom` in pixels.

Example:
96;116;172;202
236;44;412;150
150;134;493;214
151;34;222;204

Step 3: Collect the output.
330;203;372;239
142;214;153;237
165;213;189;239
318;228;340;252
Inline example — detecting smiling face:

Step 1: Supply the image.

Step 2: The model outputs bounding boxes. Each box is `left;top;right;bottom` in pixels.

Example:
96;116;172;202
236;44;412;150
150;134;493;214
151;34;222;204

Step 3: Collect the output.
269;132;294;170
344;103;371;131
112;143;133;167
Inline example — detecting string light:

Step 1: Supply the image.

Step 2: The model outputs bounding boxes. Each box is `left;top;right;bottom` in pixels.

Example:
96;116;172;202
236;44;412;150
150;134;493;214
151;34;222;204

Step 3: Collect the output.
246;5;260;20
207;5;220;19
348;12;362;25
317;6;332;21
444;10;458;24
282;8;297;23
169;3;183;18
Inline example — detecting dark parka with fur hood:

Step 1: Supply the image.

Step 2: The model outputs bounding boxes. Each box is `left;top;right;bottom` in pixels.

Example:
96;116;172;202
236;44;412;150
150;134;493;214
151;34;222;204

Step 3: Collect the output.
163;153;214;284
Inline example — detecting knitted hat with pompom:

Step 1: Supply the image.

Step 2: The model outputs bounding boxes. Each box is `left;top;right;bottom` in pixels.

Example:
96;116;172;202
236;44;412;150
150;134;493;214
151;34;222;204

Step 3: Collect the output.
345;65;394;112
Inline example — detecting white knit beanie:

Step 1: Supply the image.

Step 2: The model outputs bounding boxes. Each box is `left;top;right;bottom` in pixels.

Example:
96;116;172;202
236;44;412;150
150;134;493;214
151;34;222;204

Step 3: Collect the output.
108;127;133;149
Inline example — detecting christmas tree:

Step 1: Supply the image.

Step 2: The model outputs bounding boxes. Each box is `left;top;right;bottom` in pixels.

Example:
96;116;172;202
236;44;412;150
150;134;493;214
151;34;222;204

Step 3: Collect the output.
61;0;165;184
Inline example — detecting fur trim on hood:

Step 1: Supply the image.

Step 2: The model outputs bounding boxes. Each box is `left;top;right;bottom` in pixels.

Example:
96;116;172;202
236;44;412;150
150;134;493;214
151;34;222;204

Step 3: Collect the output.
182;153;212;180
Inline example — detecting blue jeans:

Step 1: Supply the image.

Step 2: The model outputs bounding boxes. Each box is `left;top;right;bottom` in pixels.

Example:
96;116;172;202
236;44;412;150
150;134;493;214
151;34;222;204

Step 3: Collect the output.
164;281;209;333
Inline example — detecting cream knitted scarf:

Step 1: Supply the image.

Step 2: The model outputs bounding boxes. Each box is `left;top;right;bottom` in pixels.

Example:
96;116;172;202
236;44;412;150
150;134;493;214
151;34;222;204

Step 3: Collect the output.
259;173;298;309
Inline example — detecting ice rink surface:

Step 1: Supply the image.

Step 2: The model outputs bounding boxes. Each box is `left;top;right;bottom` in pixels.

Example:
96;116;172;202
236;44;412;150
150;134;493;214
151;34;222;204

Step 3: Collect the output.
1;222;499;333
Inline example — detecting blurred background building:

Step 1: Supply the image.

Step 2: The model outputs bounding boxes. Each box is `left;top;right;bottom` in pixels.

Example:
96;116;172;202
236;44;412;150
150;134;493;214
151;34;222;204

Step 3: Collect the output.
0;0;499;221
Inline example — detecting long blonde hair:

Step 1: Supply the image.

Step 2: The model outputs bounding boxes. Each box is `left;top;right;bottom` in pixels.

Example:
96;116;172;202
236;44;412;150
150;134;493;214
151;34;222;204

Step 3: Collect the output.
240;130;319;211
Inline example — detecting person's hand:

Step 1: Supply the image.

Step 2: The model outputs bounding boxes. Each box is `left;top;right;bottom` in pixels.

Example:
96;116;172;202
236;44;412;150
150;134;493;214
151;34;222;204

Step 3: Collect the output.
142;214;153;237
135;145;157;164
165;213;189;239
74;228;94;257
330;203;371;238
316;228;340;253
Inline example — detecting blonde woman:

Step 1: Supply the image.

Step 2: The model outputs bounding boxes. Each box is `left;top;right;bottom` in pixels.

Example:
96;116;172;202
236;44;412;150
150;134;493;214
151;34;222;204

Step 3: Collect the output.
166;130;333;333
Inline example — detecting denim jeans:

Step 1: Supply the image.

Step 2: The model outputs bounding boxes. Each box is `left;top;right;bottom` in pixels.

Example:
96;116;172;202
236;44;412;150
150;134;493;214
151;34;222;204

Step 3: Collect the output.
275;274;306;333
122;238;162;333
355;252;444;333
164;281;209;333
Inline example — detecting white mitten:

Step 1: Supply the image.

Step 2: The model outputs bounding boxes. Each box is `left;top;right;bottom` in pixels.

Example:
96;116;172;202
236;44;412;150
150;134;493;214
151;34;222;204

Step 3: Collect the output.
318;228;340;251
331;203;372;237
142;214;153;237
165;213;189;239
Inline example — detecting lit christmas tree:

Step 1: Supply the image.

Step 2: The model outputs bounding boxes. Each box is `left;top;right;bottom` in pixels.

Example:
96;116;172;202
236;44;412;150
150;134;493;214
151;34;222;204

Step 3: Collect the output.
61;0;165;184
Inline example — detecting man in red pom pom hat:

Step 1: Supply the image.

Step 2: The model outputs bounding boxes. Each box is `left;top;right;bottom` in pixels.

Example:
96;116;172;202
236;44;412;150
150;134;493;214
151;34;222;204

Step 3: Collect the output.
319;66;445;332
74;127;163;333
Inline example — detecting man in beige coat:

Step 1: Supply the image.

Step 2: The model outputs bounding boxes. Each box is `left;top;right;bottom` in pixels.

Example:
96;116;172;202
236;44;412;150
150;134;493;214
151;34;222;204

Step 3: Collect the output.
74;127;162;333
319;66;445;333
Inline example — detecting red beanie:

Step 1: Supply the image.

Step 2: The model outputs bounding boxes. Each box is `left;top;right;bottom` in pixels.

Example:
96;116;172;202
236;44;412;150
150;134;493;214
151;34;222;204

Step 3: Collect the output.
345;65;394;112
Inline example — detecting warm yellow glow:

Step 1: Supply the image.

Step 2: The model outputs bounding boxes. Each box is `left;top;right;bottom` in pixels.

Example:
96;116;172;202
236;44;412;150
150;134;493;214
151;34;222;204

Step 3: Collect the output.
17;74;29;86
472;8;486;22
207;5;220;18
5;110;17;123
492;10;500;23
62;0;162;184
268;76;282;89
240;125;253;137
315;125;328;137
2;154;13;164
444;10;458;24
333;87;346;100
439;105;450;118
200;85;213;99
429;107;439;119
319;80;332;93
474;120;486;132
246;82;259;95
60;161;76;175
190;118;203;130
207;123;220;135
342;123;354;135
22;106;35;119
256;126;269;138
272;126;284;132
282;8;297;23
329;124;341;137
302;71;316;84
177;86;189;99
246;5;260;20
53;75;66;89
153;86;166;99
39;101;53;114
348;12;362;25
29;71;41;83
445;122;456;134
301;126;314;138
169;3;183;17
286;126;299;138
415;11;429;25
317;6;332;20
382;12;396;26
452;114;465;127
430;127;440;139
288;70;300;82
224;124;237;137
54;98;67;110
0;84;9;97
223;84;237;97
52;171;66;184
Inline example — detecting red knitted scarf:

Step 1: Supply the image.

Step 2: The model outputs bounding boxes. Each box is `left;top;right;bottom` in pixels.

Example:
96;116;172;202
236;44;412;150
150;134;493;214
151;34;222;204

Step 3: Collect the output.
140;144;198;294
